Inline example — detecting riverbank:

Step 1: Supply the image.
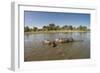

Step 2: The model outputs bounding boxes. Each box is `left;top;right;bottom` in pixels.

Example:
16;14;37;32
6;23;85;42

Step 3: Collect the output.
24;30;90;34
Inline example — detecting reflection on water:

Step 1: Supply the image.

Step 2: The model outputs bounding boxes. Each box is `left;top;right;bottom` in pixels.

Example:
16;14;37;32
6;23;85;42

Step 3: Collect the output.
24;32;90;61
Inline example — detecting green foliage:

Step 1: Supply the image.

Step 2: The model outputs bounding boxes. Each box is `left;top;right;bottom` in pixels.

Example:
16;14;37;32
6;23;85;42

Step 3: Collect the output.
68;25;73;30
33;27;38;31
43;23;61;30
62;25;68;30
48;23;56;30
24;26;30;32
24;23;89;32
77;25;88;31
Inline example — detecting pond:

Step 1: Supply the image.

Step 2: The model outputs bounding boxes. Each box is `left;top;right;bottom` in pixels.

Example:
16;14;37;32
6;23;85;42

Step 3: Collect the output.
24;32;90;61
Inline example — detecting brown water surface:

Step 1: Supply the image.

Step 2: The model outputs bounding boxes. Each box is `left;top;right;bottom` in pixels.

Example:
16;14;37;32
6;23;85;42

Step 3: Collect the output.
24;32;90;61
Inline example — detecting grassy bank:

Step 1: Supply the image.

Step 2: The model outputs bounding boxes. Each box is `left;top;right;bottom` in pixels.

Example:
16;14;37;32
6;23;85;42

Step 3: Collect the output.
24;30;90;34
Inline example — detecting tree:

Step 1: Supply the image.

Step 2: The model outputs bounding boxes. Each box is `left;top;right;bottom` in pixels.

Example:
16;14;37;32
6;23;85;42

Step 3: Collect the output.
24;26;30;32
55;25;60;30
48;23;56;30
78;25;82;30
68;25;73;30
33;27;38;31
82;26;87;30
77;25;88;31
43;26;47;31
62;25;68;30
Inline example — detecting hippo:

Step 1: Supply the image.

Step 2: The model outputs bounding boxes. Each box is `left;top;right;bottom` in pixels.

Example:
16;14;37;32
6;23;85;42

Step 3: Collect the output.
42;40;51;45
51;41;57;47
55;38;65;43
42;37;74;47
43;40;57;47
68;37;73;42
64;37;74;43
55;37;74;43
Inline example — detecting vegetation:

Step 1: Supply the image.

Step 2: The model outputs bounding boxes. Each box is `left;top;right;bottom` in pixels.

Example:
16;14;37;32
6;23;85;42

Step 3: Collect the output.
24;26;30;32
24;23;90;32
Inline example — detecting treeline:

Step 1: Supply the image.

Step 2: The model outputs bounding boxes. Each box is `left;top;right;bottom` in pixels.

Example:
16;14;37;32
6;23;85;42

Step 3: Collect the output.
24;23;90;32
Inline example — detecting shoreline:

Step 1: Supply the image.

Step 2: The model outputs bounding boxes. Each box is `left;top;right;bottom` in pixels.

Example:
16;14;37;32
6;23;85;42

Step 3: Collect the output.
24;30;90;34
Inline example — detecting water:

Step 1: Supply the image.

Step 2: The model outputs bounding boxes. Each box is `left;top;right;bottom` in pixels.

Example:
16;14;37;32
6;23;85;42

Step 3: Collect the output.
24;32;90;61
